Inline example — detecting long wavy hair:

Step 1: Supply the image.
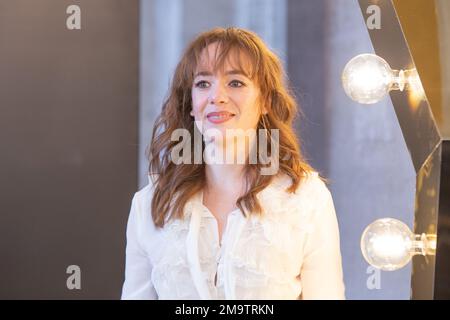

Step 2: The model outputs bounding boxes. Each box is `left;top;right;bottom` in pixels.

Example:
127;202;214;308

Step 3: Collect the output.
148;27;313;228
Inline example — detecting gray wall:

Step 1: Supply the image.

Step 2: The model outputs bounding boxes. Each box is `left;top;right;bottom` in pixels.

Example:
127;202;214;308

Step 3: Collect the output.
139;0;415;299
0;0;138;299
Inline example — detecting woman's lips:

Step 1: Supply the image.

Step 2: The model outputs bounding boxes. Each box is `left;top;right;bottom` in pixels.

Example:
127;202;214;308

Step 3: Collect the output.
206;111;235;124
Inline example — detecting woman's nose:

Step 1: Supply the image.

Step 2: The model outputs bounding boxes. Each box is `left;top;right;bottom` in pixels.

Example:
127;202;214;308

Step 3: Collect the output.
209;83;228;105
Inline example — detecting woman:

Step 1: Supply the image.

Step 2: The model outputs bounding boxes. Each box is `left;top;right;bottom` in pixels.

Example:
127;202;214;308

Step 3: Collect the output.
121;27;345;299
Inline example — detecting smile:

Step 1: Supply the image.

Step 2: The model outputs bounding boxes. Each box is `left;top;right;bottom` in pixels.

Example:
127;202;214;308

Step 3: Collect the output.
206;111;235;124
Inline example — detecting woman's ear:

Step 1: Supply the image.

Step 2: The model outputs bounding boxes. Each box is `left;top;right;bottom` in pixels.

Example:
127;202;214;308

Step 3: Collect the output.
190;110;194;117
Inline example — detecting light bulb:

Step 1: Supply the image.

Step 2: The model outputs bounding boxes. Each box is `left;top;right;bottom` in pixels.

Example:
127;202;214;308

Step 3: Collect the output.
341;54;407;104
360;218;436;271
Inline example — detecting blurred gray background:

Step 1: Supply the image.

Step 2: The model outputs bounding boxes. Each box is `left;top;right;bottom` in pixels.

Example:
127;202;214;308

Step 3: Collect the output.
0;0;139;299
139;0;415;299
0;0;416;299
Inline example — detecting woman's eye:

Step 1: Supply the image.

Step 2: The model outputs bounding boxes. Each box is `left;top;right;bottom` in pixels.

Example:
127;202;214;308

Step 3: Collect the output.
194;80;210;89
229;80;245;88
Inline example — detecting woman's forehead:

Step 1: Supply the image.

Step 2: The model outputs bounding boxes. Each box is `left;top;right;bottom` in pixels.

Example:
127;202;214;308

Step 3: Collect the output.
194;43;254;77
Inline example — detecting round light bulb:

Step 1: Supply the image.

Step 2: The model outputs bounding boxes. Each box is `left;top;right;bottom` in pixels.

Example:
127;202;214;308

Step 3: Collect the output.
361;218;414;271
341;54;399;104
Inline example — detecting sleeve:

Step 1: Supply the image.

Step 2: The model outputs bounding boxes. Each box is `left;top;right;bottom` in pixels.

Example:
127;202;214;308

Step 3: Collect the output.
121;192;158;300
299;183;346;300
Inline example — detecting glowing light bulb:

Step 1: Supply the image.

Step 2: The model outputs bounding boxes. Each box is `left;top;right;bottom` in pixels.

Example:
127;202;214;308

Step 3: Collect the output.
341;54;407;104
360;218;436;271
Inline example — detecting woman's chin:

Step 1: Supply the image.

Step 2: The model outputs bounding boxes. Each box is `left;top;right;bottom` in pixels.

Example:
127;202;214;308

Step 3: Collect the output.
202;125;232;139
202;124;258;146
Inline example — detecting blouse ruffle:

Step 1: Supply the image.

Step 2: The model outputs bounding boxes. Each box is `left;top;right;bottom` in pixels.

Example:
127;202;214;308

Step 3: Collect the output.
122;171;345;300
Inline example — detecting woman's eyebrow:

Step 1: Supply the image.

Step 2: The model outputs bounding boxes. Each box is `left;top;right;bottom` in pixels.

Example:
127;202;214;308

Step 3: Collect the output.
194;69;249;78
225;70;249;77
194;71;213;77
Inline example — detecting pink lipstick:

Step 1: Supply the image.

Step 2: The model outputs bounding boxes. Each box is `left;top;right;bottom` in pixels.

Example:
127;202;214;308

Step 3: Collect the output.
206;111;235;124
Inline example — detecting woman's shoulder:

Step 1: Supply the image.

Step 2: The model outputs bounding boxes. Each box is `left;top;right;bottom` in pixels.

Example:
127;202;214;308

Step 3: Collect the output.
133;175;155;203
258;171;333;218
271;170;330;198
129;174;157;230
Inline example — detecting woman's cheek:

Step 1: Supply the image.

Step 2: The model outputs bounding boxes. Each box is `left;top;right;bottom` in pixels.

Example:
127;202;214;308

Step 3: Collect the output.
192;93;208;116
190;100;201;119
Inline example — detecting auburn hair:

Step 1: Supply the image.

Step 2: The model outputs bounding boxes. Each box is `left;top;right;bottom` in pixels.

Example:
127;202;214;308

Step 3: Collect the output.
148;27;313;228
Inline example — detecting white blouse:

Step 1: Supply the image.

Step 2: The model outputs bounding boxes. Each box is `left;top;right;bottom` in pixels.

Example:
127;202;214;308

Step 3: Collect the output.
121;171;345;300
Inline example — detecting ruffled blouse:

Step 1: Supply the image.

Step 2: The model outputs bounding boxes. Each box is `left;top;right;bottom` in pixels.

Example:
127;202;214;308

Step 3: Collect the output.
121;171;345;299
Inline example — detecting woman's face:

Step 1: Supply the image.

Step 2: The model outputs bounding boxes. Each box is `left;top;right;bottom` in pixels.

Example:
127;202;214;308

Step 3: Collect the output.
190;43;264;141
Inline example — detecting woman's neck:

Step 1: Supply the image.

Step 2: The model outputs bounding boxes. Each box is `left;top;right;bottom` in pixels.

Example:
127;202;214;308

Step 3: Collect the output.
202;135;253;193
204;163;246;194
